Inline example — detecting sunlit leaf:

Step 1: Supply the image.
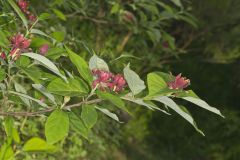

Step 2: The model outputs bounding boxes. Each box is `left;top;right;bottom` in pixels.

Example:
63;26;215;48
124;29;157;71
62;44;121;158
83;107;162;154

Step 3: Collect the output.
45;110;69;144
81;105;98;129
69;112;89;139
89;55;109;71
65;46;93;83
47;78;88;97
23;137;56;152
123;64;146;95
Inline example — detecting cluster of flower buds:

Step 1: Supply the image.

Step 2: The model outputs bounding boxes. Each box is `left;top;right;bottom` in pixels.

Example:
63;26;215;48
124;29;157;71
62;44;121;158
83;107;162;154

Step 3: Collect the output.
92;69;127;92
10;33;31;60
17;0;36;21
167;74;190;90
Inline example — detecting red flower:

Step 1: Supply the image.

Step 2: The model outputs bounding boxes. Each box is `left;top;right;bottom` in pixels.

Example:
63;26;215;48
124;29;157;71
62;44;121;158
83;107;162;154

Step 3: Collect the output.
113;74;126;87
9;34;31;60
92;69;127;92
39;44;49;55
167;74;190;89
17;0;29;12
0;52;6;59
10;34;31;50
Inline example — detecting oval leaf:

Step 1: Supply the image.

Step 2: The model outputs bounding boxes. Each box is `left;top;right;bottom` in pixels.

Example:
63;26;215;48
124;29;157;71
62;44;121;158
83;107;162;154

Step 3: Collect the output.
69;112;89;140
23;137;56;152
45;110;69;144
47;78;89;97
95;106;122;123
65;46;93;83
22;53;67;82
147;72;168;96
89;55;109;71
81;105;98;129
123;64;146;95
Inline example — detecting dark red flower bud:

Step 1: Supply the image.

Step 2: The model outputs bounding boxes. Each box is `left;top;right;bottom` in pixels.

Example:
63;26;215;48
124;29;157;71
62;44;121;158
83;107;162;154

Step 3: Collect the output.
162;41;169;49
0;52;6;59
168;74;190;90
39;44;49;55
17;0;29;11
28;14;36;21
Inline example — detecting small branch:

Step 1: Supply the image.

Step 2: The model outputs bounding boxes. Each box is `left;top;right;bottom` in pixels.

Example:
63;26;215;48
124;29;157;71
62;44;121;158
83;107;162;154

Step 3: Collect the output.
0;99;102;117
66;12;108;25
117;31;132;54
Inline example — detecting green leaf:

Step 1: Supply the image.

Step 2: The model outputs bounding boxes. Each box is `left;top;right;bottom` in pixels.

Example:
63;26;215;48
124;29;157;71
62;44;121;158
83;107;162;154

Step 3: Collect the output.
153;96;204;136
14;82;31;107
47;78;88;97
45;110;69;144
89;55;109;71
20;66;42;83
69;112;89;139
122;96;170;115
15;56;31;67
52;9;66;21
32;84;57;105
123;64;146;95
65;46;93;84
9;91;48;108
182;96;224;118
23;137;56;152
96;91;129;113
30;29;54;40
81;105;98;129
46;48;67;60
95;106;122;123
3;117;20;143
22;53;67;82
38;13;51;20
3;117;14;137
147;72;168;96
176;90;224;117
12;128;20;143
0;68;6;82
0;143;14;160
8;0;28;29
170;0;183;7
51;31;65;42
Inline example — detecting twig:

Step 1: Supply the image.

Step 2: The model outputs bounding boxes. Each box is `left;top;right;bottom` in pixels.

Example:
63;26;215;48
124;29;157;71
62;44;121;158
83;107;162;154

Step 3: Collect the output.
117;31;132;54
0;99;102;117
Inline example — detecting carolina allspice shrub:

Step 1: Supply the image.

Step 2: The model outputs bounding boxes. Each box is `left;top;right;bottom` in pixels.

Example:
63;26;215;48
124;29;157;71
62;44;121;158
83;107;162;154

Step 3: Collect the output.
0;0;224;159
